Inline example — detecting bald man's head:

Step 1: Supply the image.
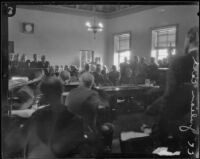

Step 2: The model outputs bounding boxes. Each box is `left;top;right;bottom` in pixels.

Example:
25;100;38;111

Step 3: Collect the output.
79;72;94;88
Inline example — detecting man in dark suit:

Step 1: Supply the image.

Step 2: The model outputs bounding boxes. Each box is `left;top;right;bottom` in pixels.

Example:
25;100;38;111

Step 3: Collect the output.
108;65;120;86
38;55;49;76
67;72;114;155
67;72;101;132
30;54;39;69
29;54;40;80
120;57;130;84
92;64;105;86
147;57;159;83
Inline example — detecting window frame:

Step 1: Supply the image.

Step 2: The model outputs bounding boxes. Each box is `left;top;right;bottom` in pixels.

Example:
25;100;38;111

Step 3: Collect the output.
150;24;178;61
113;31;132;69
114;31;132;53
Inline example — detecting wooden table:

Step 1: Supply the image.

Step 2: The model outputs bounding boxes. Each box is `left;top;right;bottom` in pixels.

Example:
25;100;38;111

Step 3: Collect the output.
64;83;79;92
94;85;160;120
95;85;160;98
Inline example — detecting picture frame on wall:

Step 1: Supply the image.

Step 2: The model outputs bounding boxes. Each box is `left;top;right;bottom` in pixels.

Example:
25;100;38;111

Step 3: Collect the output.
22;22;34;34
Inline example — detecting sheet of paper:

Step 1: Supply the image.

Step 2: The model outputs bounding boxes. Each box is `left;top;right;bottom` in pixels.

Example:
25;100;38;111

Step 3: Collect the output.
152;147;181;156
121;131;149;141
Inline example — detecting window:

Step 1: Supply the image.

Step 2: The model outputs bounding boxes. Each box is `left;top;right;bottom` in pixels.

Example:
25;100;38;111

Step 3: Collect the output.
151;26;177;61
114;33;131;70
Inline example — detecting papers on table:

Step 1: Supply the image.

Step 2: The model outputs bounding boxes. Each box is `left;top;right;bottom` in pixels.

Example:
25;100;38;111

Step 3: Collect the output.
11;76;29;81
158;67;169;71
62;92;69;96
38;105;49;109
138;84;160;88
121;131;149;141
152;147;180;156
117;99;125;103
68;82;79;85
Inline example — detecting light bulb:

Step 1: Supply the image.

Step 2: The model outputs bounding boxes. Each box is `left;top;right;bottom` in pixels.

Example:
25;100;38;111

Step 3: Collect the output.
98;22;103;28
86;22;91;27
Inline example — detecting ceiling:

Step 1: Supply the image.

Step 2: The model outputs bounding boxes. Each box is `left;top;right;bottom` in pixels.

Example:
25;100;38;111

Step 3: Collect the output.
61;5;136;13
17;5;160;19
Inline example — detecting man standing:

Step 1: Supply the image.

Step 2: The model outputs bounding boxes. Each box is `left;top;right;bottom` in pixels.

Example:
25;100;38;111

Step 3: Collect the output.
135;57;148;84
147;57;159;83
30;54;39;69
92;64;105;86
108;65;120;86
38;55;49;76
120;57;130;84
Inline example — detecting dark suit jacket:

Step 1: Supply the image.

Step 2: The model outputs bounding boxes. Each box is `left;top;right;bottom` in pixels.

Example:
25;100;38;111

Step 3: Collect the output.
38;61;49;75
25;104;84;158
93;72;105;86
159;50;198;118
67;86;101;131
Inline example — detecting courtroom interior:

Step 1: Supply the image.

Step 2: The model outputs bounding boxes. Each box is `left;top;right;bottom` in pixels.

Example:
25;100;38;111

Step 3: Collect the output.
2;2;199;158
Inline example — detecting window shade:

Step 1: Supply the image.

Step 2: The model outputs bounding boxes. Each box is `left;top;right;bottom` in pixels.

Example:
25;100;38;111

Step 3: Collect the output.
115;33;130;52
152;26;176;49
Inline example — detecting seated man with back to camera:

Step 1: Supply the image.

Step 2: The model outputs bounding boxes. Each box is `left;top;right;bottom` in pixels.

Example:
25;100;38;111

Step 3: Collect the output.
66;72;114;155
66;72;102;132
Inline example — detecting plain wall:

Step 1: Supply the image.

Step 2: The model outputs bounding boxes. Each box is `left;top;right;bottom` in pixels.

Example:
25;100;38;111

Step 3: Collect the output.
106;5;199;67
9;5;199;68
8;8;107;66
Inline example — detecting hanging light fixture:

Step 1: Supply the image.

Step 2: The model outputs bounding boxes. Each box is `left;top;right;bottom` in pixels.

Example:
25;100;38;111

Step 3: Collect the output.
85;6;104;39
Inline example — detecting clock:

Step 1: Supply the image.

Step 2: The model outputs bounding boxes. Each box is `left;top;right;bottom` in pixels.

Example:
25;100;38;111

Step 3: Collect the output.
23;23;34;33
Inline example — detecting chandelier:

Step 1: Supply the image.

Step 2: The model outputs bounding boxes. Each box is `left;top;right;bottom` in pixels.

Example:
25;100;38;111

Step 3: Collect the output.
85;16;104;39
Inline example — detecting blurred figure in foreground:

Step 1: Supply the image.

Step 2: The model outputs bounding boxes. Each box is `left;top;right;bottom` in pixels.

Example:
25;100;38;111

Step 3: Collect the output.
148;26;199;156
7;77;84;158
